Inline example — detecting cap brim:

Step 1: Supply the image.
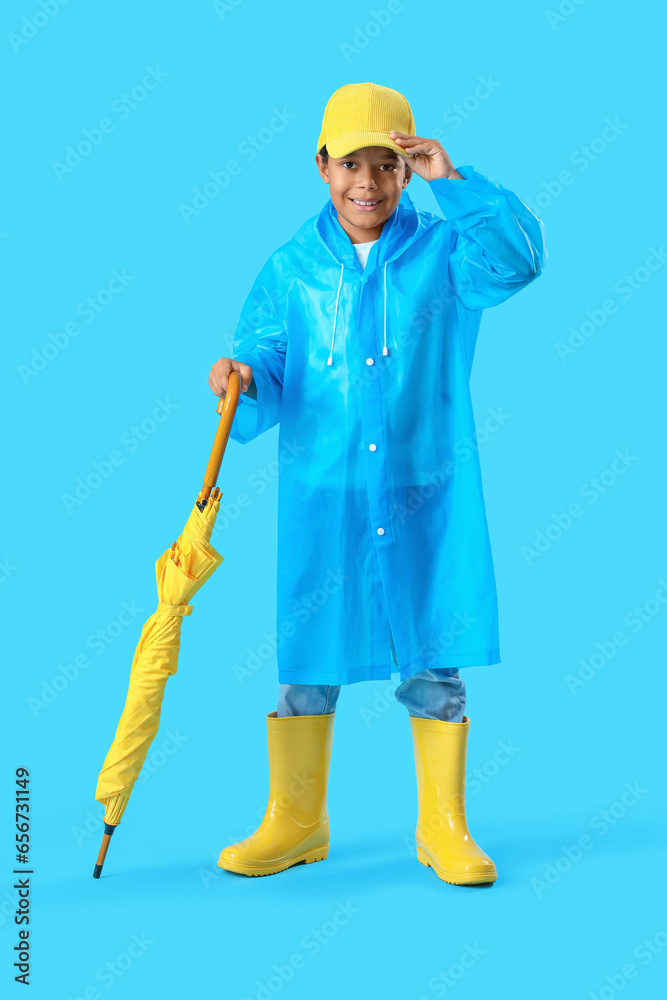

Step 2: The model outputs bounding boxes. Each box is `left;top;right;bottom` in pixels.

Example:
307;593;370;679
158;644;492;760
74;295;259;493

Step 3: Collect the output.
325;130;415;161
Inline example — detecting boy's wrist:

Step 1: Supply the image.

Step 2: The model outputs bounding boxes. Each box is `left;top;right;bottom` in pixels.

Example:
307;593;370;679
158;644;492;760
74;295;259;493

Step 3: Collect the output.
431;168;465;181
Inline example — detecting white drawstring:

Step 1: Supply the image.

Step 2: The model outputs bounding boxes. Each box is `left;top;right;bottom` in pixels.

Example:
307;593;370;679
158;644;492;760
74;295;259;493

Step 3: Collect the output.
383;261;389;356
327;260;390;365
327;263;345;366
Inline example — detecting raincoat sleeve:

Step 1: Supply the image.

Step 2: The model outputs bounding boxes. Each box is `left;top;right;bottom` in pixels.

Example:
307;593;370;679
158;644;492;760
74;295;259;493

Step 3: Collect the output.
430;165;546;311
228;255;288;444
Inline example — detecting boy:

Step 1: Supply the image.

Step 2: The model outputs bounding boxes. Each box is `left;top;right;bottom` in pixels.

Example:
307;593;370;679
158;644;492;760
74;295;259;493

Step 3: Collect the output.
209;83;546;885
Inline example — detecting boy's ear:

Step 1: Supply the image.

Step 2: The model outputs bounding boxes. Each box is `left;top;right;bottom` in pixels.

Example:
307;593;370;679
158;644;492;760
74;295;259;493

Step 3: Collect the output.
315;153;329;184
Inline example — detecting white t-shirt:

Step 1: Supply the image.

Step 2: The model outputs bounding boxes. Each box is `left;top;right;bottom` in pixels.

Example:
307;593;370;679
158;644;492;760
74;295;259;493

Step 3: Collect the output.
352;238;379;270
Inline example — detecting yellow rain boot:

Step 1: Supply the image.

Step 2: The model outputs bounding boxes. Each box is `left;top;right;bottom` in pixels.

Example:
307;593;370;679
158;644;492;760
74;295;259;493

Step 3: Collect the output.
218;710;334;876
409;715;497;886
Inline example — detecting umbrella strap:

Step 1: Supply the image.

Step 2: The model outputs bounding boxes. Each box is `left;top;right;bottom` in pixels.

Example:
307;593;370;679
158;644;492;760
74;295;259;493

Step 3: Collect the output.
156;603;193;617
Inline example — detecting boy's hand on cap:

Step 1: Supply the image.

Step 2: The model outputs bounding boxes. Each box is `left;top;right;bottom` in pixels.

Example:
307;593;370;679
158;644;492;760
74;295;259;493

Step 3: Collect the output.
390;130;463;182
209;357;253;397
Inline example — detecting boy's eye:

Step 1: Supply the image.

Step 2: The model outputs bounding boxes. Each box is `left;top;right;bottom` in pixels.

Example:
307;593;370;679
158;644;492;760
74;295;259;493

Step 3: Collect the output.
341;162;396;170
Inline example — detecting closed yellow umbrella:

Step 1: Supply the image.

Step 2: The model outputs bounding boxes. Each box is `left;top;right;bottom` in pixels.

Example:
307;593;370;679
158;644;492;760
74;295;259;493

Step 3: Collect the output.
93;374;241;878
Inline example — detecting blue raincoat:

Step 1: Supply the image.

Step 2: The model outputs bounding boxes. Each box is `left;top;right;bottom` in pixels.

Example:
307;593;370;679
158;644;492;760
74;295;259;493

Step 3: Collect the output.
229;165;546;685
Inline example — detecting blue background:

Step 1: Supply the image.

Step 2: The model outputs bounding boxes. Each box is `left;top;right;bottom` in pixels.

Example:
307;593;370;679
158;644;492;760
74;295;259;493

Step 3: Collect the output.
3;1;666;997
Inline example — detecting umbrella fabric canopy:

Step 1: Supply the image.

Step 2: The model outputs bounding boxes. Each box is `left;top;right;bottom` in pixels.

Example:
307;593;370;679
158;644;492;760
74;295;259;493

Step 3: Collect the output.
95;495;223;825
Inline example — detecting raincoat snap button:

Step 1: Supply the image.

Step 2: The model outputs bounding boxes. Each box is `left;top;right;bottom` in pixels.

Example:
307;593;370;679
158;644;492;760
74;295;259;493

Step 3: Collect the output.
366;357;374;366
377;527;385;536
368;443;377;451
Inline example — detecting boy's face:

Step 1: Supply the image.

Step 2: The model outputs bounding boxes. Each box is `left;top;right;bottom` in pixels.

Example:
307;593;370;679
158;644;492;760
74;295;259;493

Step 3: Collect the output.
315;145;412;244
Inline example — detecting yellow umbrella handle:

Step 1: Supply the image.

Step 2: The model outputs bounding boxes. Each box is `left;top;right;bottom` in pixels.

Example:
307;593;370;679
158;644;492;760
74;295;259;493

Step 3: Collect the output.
93;823;118;879
199;370;242;504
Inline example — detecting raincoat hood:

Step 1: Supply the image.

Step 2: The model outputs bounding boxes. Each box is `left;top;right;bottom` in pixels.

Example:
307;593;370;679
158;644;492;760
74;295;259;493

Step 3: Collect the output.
296;185;432;268
293;185;442;365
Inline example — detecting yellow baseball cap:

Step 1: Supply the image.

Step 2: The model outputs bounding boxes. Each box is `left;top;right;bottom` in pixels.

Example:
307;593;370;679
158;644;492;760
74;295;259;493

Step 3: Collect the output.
316;82;416;160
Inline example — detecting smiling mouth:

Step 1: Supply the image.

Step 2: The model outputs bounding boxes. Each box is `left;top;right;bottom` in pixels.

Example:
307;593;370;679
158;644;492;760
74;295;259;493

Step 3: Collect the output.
349;198;383;211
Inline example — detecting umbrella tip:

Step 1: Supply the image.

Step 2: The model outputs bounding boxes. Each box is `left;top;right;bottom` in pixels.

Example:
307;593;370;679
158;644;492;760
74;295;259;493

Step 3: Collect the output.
93;864;103;879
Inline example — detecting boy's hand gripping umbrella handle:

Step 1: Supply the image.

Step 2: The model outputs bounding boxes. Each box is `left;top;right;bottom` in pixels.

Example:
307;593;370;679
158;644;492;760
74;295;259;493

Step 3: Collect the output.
198;370;242;507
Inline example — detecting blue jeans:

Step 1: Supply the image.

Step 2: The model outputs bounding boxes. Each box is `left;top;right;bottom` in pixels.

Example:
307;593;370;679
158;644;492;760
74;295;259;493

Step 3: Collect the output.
277;630;466;721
